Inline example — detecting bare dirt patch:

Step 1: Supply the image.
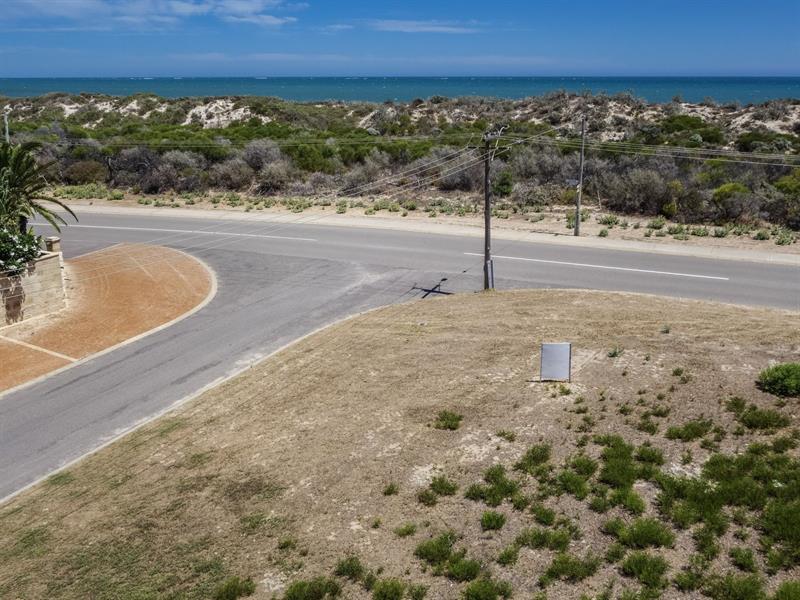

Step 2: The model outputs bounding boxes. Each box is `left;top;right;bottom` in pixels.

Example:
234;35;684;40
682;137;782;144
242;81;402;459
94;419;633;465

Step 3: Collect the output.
0;290;798;599
0;244;213;392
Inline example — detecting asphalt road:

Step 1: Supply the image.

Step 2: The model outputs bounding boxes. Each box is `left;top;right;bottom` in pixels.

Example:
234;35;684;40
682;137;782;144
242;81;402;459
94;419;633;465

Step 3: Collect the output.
1;211;798;501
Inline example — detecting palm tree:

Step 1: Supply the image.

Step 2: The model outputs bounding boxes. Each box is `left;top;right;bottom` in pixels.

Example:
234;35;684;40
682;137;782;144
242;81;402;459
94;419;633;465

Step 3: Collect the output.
0;142;76;234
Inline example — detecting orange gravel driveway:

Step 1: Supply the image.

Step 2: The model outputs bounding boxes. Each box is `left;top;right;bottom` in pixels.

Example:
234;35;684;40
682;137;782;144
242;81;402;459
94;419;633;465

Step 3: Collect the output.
0;244;214;393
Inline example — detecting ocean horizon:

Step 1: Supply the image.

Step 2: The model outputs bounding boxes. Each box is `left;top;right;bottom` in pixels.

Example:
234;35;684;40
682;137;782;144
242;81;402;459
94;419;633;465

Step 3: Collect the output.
1;76;799;104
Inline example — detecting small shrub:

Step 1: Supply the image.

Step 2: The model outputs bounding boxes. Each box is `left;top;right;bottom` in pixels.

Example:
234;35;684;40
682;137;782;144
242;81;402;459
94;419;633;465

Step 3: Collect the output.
614;518;675;549
495;430;516;442
514;444;551;474
394;523;416;538
283;577;341;600
620;551;669;589
598;228;609;237
433;410;463;430
608;346;624;358
408;585;427;600
382;483;399;496
480;511;506;531
703;573;766;600
635;445;665;465
729;547;757;572
417;489;438;507
446;550;481;582
372;579;404;600
774;582;800;600
736;406;790;430
214;577;256;600
414;532;456;566
666;419;713;442
540;553;600;586
497;545;519;566
757;363;800;397
462;577;512;600
531;504;556;526
334;556;365;581
429;475;457;496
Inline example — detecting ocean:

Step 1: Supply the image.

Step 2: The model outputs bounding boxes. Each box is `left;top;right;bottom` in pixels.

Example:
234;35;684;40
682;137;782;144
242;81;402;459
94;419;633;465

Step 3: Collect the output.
1;77;799;104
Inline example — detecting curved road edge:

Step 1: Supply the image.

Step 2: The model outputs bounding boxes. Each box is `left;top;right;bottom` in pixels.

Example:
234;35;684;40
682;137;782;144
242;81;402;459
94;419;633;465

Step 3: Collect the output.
0;247;219;403
0;299;391;506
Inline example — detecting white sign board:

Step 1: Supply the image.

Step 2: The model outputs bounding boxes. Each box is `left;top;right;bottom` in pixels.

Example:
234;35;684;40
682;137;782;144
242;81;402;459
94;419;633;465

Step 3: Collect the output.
540;343;572;382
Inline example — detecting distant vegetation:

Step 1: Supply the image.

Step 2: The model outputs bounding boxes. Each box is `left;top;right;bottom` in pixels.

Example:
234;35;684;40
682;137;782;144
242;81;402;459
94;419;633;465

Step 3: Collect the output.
3;91;800;229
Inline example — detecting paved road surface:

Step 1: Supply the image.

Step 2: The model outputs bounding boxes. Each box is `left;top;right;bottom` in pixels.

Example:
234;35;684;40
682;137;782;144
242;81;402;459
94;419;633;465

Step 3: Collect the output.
1;211;797;501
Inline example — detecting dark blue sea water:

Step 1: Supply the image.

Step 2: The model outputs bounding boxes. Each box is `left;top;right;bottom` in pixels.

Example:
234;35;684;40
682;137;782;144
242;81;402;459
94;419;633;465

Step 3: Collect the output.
1;77;799;104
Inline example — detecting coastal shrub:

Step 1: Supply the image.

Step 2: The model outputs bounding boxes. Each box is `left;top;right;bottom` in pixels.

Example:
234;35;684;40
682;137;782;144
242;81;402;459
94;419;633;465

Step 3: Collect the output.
371;579;404;600
283;577;341;600
480;511;506;531
64;159;108;184
757;363;800;397
211;158;254;190
620;551;669;589
213;576;256;600
433;410;463;430
334;556;364;581
462;577;512;600
540;553;600;586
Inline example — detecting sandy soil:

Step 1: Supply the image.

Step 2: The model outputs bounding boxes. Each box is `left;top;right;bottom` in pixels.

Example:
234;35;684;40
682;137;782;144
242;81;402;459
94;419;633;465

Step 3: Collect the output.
0;290;797;599
0;244;213;393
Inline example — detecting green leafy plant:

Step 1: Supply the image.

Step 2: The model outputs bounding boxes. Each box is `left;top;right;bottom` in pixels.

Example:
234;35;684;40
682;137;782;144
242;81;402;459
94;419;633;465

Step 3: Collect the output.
757;363;800;397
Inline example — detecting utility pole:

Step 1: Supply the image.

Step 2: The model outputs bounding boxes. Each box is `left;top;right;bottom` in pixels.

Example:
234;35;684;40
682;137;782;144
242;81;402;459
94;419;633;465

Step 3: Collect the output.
574;115;586;237
482;130;502;290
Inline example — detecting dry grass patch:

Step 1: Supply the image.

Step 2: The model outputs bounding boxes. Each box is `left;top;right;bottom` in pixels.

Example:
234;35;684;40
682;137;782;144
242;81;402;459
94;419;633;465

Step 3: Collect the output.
0;290;798;599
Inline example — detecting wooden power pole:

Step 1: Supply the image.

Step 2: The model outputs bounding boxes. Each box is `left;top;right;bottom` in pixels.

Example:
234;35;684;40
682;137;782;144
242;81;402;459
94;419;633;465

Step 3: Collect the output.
574;115;586;237
483;135;492;289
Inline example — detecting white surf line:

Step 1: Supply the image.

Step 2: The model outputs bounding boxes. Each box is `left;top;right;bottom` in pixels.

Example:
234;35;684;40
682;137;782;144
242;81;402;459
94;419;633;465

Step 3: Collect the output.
0;335;78;362
60;224;318;243
464;253;730;281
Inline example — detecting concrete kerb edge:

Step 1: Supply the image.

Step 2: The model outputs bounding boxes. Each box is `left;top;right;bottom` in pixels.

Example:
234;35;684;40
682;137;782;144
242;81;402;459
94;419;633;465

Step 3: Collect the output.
0;298;402;506
0;247;219;403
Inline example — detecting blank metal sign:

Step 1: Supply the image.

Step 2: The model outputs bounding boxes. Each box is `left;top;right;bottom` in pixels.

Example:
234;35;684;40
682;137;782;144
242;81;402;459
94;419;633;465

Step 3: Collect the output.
540;343;572;382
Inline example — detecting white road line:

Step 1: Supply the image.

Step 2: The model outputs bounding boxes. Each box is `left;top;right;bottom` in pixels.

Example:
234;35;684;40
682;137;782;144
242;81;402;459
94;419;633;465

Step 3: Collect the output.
61;224;317;243
0;336;78;362
464;253;730;281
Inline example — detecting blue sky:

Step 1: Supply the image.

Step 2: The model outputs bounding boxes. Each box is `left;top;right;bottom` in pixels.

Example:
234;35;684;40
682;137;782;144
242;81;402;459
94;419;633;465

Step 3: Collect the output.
0;0;798;77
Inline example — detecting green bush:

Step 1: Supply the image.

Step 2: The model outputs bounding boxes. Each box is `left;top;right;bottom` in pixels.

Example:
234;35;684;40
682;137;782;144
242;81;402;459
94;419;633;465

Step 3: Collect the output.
620;551;669;589
372;579;404;600
514;444;551;474
665;419;713;442
446;550;481;581
214;577;256;600
757;363;800;397
429;475;457;496
414;532;456;566
333;556;364;581
462;577;512;600
540;553;600;586
480;511;506;531
703;573;766;600
433;410;463;430
736;405;790;430
283;577;341;600
774;581;800;600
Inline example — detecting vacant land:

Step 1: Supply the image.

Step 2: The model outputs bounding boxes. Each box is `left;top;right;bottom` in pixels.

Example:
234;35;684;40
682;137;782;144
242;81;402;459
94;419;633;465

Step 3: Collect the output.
0;290;798;599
